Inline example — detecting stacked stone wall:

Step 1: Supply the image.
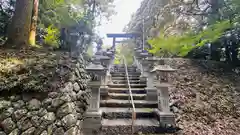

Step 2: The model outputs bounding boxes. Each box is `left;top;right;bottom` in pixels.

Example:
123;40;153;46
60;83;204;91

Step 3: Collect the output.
0;54;90;135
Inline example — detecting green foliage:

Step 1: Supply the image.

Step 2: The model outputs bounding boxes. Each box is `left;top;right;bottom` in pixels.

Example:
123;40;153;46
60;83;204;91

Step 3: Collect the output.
114;46;121;64
148;20;232;57
44;25;60;48
39;0;85;28
86;44;94;57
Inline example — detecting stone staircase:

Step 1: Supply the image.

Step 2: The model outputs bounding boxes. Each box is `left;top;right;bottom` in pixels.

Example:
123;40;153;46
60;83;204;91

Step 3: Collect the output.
100;65;163;135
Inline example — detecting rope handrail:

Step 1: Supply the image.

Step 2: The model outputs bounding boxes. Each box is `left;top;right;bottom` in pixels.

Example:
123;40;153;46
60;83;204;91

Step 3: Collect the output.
122;55;136;135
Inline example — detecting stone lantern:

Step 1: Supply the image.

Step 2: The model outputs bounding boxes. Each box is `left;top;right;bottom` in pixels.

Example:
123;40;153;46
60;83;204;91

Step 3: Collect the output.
142;57;159;101
151;64;177;127
83;57;105;135
134;49;144;74
98;54;111;98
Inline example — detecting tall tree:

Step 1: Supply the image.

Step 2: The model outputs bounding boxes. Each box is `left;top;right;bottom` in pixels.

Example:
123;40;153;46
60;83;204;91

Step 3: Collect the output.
6;0;33;48
29;0;39;46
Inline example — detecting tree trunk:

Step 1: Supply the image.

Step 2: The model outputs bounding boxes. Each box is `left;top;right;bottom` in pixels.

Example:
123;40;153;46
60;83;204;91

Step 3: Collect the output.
5;0;33;48
29;0;39;46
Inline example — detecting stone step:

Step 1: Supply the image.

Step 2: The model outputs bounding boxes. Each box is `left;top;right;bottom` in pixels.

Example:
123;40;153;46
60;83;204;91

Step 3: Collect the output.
108;84;146;88
100;99;158;108
111;72;141;76
108;88;146;94
112;77;140;80
111;74;140;78
100;107;156;119
108;93;146;100
112;80;146;84
101;119;160;135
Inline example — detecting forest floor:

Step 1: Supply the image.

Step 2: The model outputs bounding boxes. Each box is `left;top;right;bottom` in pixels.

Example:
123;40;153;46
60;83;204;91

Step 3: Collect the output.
163;58;240;135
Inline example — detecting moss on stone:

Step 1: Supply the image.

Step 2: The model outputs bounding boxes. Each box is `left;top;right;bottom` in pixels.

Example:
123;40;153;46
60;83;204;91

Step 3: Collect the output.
0;49;83;92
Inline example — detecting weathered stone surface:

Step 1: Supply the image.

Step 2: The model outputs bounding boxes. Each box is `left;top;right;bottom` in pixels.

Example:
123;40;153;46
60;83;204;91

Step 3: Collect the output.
53;127;65;135
22;127;36;135
28;99;41;110
0;53;89;135
57;103;75;118
51;98;64;108
42;98;52;107
8;129;19;135
0;131;6;135
62;114;77;129
41;112;56;126
73;82;80;92
1;118;16;133
13;109;28;120
40;130;48;135
48;92;59;98
65;126;78;135
38;108;48;117
60;94;72;102
47;124;57;135
34;127;45;135
22;94;34;102
9;95;21;102
0;100;11;110
61;82;73;93
0;108;14;121
31;115;41;127
12;100;25;109
17;117;32;131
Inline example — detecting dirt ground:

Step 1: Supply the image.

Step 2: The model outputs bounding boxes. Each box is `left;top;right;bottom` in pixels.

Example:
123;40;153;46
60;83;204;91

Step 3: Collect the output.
163;58;240;135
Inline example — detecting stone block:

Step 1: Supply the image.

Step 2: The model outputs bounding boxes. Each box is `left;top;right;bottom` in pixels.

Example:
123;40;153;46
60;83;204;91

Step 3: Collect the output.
82;111;102;135
145;87;157;101
100;86;109;97
154;109;175;127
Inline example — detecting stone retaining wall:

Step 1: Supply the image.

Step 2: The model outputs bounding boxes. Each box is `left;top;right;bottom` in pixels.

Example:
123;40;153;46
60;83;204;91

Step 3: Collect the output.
0;54;90;135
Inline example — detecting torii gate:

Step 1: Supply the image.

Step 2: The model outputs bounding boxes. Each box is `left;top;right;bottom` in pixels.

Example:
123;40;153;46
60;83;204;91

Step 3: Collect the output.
106;33;141;49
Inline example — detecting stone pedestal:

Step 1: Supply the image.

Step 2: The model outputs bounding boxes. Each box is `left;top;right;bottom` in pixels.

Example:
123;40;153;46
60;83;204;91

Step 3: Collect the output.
106;72;112;84
154;109;175;127
88;86;101;112
156;85;171;112
82;111;102;135
142;57;158;101
100;85;109;99
145;87;157;101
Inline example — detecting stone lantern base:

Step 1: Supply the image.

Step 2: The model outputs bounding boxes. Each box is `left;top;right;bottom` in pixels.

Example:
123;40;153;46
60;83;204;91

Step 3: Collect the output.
100;85;109;99
153;109;175;127
139;74;147;83
82;111;102;135
106;73;112;84
145;87;157;101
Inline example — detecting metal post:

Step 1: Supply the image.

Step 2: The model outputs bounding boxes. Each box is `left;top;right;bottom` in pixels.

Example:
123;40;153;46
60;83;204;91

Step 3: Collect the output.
142;19;145;50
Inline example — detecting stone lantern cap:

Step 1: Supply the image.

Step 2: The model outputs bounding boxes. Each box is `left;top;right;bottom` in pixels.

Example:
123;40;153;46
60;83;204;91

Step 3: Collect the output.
136;49;142;53
151;65;177;73
98;55;110;60
95;50;102;56
86;57;105;74
100;55;110;60
106;51;113;56
145;57;159;61
134;47;142;51
135;49;143;57
140;50;149;58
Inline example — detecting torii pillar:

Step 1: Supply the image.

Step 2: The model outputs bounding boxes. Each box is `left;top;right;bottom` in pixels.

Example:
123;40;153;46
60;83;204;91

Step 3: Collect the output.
106;33;140;59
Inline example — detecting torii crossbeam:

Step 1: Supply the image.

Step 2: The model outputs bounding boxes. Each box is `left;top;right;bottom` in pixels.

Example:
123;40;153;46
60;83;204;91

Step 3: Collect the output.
106;33;140;49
